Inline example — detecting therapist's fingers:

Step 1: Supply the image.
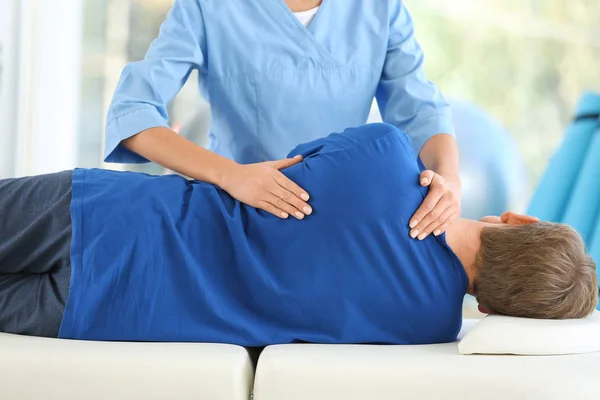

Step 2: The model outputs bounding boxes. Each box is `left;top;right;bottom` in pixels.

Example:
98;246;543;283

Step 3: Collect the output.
269;185;312;217
419;170;436;187
431;215;458;238
264;156;311;212
410;195;451;239
257;200;291;219
264;194;306;220
273;172;311;203
418;207;458;240
266;155;303;170
410;175;445;230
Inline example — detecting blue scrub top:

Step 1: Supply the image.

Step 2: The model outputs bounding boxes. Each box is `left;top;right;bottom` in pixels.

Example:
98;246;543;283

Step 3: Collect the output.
60;123;468;345
105;0;454;164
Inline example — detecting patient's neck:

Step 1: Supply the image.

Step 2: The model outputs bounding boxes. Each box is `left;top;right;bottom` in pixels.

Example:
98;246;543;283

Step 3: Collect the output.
444;219;484;292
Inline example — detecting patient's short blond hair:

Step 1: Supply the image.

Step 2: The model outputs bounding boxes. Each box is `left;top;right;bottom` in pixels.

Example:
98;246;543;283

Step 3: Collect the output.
474;222;598;319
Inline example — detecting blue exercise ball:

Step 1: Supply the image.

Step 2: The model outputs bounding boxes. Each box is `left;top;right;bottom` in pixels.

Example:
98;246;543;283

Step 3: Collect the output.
449;99;530;220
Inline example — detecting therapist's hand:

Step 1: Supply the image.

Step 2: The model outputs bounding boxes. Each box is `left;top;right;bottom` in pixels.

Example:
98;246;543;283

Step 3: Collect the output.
221;156;312;220
409;170;461;240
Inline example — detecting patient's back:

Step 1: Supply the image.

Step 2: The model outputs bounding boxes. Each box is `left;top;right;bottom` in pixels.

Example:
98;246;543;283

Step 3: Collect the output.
59;123;468;345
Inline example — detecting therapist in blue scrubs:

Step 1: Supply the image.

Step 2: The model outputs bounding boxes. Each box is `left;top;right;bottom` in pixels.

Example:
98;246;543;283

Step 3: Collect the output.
106;0;460;240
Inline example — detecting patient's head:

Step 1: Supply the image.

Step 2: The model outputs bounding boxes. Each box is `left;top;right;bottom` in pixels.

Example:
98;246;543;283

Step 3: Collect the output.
473;218;598;319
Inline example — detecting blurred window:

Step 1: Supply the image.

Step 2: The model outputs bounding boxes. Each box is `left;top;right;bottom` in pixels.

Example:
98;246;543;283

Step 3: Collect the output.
408;0;600;184
79;0;204;174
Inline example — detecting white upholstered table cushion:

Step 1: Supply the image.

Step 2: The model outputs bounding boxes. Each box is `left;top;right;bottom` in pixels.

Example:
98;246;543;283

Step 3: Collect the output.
0;333;254;400
459;310;600;355
253;319;600;400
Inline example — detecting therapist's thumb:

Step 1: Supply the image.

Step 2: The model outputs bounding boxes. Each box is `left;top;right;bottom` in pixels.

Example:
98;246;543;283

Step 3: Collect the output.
268;155;303;171
419;170;435;186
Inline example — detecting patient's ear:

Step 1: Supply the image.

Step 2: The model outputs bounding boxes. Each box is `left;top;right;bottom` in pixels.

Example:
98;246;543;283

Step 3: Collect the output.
500;212;539;225
478;304;494;315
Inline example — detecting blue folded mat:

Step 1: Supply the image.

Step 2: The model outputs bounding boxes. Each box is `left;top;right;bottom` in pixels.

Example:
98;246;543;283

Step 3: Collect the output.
528;92;600;296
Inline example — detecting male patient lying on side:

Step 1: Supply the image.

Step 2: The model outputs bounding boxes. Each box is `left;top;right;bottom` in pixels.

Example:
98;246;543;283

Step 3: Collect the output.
0;123;597;344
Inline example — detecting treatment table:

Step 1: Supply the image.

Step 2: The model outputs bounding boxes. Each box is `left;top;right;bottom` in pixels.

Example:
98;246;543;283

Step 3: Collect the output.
2;319;600;400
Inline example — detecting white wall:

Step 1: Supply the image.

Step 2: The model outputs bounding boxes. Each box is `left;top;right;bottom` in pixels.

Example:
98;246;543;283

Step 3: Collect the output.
0;0;19;178
14;0;84;177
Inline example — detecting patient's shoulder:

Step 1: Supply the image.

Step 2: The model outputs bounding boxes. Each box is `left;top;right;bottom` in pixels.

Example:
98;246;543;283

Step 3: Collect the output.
337;123;409;145
287;123;413;159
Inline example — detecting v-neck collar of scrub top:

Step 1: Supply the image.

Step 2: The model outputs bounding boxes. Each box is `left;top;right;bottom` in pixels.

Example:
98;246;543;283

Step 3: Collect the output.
269;0;340;66
293;6;320;27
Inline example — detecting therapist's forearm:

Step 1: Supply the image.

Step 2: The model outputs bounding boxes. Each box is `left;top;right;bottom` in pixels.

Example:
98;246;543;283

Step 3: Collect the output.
418;134;461;182
121;127;237;186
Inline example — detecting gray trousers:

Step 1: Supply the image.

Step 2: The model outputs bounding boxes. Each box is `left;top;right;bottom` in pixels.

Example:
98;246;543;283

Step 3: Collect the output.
0;170;72;337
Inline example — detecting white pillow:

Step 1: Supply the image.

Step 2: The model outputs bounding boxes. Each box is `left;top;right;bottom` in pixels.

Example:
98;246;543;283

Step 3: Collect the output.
458;310;600;355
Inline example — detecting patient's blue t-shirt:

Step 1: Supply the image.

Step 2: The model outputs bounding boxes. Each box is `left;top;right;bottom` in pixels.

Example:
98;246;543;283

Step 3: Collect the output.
59;123;468;345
